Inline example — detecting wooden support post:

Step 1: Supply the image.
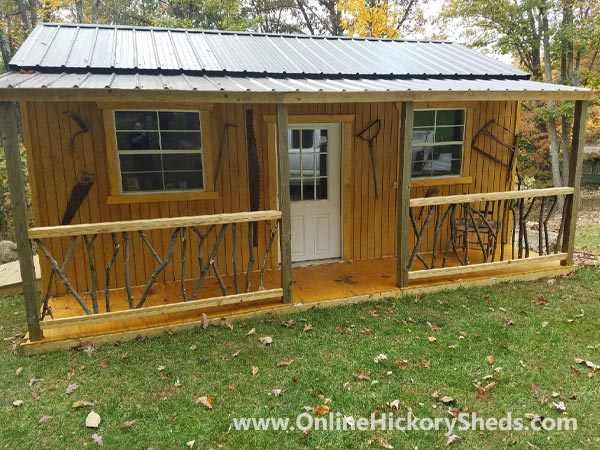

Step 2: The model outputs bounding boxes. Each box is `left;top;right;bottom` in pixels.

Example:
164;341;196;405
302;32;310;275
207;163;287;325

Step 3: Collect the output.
0;102;42;341
397;101;414;287
562;100;588;266
276;104;292;303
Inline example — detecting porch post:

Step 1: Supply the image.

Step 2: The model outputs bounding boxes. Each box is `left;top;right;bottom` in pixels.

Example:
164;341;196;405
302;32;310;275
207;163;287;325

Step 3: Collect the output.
276;104;292;303
397;101;414;288
561;100;588;266
0;102;42;341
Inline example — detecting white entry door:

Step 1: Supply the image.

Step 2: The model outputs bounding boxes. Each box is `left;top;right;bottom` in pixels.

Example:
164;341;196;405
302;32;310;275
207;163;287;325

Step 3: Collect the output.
287;123;341;262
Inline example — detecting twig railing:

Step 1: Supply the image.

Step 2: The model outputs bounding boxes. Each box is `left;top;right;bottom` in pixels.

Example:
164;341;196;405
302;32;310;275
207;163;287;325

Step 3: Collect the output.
29;211;283;326
407;187;574;280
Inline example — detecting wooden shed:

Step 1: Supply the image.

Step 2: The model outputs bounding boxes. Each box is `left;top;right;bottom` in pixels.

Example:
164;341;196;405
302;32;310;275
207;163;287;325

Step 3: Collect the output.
0;23;594;353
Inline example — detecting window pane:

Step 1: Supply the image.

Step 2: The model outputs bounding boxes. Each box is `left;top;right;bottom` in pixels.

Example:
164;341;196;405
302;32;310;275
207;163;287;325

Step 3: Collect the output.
413;128;434;144
301;154;314;177
163;171;203;190
437;109;464;126
122;172;163;191
116;131;160;151
163;153;203;171
434;144;463;159
290;129;300;149
414;110;435;127
289;154;301;178
301;130;314;149
316;153;328;177
158;111;200;130
290;179;302;201
119;154;161;173
303;178;315;200
160;131;202;150
114;111;158;130
315;177;328;200
317;129;328;152
435;126;463;143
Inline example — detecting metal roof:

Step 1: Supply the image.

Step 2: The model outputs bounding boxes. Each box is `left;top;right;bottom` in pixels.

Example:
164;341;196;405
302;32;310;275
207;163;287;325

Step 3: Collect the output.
9;23;529;80
0;71;591;97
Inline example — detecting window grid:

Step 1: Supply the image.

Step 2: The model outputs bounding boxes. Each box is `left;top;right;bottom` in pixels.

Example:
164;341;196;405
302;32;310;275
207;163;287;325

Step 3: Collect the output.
114;110;204;193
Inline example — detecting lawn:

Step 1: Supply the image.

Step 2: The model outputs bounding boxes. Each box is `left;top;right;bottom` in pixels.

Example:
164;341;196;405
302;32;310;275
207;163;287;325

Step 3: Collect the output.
1;269;599;449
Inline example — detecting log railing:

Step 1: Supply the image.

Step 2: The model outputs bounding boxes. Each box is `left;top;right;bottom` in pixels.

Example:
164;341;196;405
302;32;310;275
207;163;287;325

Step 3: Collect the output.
29;211;284;329
406;187;574;281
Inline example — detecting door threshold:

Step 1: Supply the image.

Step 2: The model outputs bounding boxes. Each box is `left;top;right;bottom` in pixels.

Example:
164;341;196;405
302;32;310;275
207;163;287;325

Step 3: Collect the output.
292;258;342;268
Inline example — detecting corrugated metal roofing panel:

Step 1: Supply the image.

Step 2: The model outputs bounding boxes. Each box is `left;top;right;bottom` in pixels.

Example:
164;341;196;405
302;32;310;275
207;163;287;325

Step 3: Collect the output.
0;71;591;96
9;23;530;79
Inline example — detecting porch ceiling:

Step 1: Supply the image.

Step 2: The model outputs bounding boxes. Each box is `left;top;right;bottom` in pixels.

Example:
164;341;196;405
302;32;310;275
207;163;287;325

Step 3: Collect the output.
0;71;594;102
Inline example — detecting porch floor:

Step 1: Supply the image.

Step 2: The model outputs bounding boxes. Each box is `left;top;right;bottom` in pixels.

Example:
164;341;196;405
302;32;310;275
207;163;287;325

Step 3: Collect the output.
25;246;572;353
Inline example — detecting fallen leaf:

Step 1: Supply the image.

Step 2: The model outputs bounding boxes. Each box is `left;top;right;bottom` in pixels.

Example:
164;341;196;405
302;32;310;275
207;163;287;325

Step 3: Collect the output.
378;438;393;449
252;366;259;376
440;396;456;404
39;415;53;424
503;319;516;327
91;433;103;446
427;322;442;331
231;350;241;358
175;378;182;388
354;371;371;381
574;358;600;370
446;434;460;446
386;399;401;410
486;355;495;365
189;345;198;351
535;296;549;305
259;336;273;346
428;336;437;342
15;367;23;376
66;383;78;395
246;328;256;336
196;396;214;409
270;389;282;397
12;400;23;407
97;361;108;369
421;359;431;369
303;323;313;332
542;322;549;328
282;319;295;328
201;313;209;329
277;359;294;368
551;401;567;412
225;322;234;330
394;359;409;370
373;354;387;363
531;384;542;398
483;382;497;391
122;420;136;428
187;440;195;448
121;352;128;359
72;400;95;409
315;405;330;416
86;411;101;428
157;365;166;372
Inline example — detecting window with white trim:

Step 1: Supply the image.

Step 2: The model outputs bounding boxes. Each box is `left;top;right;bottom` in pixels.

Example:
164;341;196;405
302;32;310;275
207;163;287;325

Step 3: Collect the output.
412;109;465;178
114;110;204;193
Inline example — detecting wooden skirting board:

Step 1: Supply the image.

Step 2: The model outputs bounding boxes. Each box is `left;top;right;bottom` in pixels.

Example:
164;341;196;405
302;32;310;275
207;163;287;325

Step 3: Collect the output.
21;264;574;355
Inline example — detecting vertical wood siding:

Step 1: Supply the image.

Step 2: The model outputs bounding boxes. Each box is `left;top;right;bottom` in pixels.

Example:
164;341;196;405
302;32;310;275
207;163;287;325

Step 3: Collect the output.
23;100;518;295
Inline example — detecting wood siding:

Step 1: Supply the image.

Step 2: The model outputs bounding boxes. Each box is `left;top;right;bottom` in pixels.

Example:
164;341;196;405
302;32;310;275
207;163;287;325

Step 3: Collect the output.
23;100;518;295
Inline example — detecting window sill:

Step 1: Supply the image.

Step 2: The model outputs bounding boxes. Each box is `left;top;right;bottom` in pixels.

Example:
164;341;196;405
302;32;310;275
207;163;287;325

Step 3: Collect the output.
410;176;473;188
107;191;219;205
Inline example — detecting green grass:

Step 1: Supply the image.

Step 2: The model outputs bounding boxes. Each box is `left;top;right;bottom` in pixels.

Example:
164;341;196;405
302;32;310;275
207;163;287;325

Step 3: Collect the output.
1;269;599;449
576;226;600;252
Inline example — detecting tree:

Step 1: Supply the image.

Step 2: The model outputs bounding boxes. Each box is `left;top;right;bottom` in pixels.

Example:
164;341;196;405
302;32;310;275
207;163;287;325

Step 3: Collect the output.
337;0;425;38
439;0;600;197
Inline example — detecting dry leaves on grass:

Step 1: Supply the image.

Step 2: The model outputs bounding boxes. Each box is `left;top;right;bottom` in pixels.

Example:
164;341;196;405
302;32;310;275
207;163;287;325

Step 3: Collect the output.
282;319;295;328
196;396;214;409
277;359;293;367
65;383;78;395
246;328;256;336
427;322;442;331
353;371;371;381
574;358;599;370
86;411;101;428
39;415;53;424
12;400;23;407
486;355;495;365
91;433;103;446
201;313;209;329
252;366;259;376
314;405;330;416
428;336;437;342
72;400;95;409
394;359;409;370
259;336;273;346
303;323;313;332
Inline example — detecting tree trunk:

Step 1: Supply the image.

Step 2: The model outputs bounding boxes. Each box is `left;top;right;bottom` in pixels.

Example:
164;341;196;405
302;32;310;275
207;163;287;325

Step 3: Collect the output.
0;2;13;70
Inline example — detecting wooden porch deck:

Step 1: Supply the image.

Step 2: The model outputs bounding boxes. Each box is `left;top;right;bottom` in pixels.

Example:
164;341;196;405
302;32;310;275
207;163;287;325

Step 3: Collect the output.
22;246;572;354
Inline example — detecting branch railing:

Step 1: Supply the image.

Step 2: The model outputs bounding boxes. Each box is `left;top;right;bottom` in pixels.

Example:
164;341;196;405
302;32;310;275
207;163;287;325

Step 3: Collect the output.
406;187;574;281
29;211;283;329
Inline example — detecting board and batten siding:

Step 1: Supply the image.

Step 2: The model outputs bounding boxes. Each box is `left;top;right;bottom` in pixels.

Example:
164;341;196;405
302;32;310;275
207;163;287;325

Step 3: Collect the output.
22;100;518;296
